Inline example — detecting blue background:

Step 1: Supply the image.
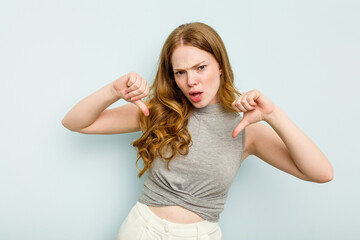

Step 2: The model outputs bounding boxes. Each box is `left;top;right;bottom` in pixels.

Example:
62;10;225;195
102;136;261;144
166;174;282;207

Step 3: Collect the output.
1;0;359;239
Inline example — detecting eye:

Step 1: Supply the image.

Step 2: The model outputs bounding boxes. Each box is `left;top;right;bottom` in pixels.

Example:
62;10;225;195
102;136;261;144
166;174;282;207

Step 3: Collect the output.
198;65;206;70
175;71;185;76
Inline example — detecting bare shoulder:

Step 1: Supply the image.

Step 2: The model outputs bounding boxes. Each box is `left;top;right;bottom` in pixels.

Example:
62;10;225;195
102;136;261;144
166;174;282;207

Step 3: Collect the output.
77;103;141;134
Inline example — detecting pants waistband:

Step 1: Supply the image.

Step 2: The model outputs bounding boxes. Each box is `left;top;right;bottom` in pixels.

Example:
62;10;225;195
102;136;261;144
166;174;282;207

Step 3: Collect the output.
134;201;219;237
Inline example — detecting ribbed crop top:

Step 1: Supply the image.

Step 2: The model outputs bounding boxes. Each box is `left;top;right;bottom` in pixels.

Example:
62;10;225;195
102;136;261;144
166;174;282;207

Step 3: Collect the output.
137;102;246;222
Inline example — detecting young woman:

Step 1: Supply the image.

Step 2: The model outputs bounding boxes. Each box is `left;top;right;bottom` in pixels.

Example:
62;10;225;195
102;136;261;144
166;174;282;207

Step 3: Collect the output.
62;22;333;240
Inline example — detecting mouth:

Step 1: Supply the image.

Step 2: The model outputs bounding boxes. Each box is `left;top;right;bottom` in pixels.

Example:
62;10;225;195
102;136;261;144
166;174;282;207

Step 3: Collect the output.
189;91;203;102
190;92;202;97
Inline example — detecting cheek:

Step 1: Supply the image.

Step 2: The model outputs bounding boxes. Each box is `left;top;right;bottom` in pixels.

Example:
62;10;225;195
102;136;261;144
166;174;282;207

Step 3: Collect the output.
207;71;221;90
175;79;187;94
174;79;182;89
213;78;221;93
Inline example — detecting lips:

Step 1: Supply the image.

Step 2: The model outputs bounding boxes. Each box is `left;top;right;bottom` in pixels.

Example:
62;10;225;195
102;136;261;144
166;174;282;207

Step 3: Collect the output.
189;91;203;102
189;91;203;96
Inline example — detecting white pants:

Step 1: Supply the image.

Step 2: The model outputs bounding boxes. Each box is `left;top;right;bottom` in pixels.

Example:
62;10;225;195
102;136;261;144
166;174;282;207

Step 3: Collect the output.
116;201;223;240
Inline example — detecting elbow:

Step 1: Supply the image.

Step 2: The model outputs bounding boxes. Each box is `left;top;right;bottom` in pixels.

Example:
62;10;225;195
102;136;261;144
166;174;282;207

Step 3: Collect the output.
315;169;334;184
316;175;333;183
61;118;88;133
61;118;70;130
61;118;78;132
61;118;66;127
310;159;334;183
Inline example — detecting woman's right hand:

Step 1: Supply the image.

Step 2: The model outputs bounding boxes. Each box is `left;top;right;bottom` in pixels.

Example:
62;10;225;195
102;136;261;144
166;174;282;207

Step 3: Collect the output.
112;72;150;116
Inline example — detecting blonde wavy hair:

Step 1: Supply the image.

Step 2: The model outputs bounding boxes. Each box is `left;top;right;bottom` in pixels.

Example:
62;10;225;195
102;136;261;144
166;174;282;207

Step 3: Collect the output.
132;22;242;178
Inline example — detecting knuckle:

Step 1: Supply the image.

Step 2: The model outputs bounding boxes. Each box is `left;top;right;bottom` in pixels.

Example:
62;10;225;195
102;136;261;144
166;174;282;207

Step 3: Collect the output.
131;72;140;80
132;82;139;88
132;89;139;95
135;95;144;100
139;84;145;91
128;77;135;84
127;72;135;78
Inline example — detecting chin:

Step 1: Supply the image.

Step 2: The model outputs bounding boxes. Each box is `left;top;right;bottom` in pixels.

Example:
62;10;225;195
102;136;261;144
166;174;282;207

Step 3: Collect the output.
193;101;209;108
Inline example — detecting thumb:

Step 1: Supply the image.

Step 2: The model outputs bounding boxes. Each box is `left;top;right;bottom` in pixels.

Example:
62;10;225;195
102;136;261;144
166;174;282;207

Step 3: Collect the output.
232;118;249;138
133;100;149;116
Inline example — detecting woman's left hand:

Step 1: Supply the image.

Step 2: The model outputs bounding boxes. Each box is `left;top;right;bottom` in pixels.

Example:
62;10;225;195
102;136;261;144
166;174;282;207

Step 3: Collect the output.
232;89;276;138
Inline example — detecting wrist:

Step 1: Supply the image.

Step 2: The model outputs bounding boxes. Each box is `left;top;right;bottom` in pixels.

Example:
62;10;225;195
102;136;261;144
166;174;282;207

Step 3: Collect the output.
109;81;123;99
263;105;282;124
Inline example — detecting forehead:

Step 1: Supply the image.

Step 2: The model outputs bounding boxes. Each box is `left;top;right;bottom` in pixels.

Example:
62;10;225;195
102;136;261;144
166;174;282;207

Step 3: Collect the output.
171;45;214;69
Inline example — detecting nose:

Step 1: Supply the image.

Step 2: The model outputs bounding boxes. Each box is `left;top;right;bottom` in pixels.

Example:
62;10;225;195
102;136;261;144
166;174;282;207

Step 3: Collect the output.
187;72;198;86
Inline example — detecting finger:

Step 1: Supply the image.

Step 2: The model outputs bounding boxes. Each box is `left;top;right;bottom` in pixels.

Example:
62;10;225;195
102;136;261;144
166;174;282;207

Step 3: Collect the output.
133;100;149;116
131;85;150;101
249;97;256;106
233;99;247;112
129;81;148;101
232;95;244;111
128;79;146;98
126;74;141;92
126;85;143;99
125;72;136;88
131;93;145;101
241;97;256;110
232;119;248;138
122;92;132;102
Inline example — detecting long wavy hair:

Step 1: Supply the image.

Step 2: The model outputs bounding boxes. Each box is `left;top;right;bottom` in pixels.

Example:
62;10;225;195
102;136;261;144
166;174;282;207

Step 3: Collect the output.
132;22;242;178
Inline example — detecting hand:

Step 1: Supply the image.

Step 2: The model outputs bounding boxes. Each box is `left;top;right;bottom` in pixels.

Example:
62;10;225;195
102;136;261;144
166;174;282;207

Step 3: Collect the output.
113;72;150;116
232;89;276;138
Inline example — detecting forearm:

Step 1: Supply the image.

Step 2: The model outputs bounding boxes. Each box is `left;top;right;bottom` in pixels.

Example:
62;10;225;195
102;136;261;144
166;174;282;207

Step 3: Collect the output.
264;105;333;182
61;81;121;131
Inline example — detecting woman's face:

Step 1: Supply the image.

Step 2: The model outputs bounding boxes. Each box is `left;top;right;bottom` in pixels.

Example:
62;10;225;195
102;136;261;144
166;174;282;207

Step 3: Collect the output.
171;45;222;108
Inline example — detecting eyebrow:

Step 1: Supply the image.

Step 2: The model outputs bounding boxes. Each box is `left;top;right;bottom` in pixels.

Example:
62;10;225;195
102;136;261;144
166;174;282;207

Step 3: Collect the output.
173;60;207;71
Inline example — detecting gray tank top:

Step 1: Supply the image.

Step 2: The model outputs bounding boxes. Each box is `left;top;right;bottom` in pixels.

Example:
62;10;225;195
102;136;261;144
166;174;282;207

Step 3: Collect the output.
137;102;246;222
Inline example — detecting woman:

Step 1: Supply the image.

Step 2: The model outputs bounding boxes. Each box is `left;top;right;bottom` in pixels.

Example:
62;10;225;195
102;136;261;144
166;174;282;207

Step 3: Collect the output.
62;22;333;240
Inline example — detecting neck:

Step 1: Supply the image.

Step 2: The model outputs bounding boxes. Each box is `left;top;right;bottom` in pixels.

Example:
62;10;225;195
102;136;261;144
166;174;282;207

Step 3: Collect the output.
193;102;225;114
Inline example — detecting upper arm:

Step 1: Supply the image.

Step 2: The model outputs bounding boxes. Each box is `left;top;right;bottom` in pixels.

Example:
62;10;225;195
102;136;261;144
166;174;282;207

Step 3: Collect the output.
76;103;141;134
243;122;313;182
